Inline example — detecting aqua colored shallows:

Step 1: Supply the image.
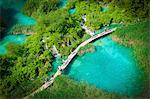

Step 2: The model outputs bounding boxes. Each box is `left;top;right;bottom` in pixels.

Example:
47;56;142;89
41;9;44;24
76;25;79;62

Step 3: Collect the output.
59;0;68;7
69;8;76;14
101;7;108;12
0;0;68;55
1;0;145;97
13;12;36;25
64;37;144;96
0;35;27;55
0;0;36;55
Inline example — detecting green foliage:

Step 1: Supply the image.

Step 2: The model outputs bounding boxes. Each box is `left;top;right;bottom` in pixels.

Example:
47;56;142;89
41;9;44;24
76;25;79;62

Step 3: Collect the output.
22;0;60;17
0;6;86;97
114;20;150;43
0;55;15;79
10;24;34;35
66;0;150;31
35;9;68;33
111;0;150;19
112;20;150;96
113;20;150;67
66;1;122;31
22;0;41;16
30;75;123;99
103;0;112;3
34;9;85;57
1;0;149;98
0;34;53;97
67;1;103;30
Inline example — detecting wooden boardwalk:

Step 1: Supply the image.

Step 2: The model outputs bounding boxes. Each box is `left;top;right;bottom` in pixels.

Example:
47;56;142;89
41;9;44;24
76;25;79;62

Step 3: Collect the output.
81;24;94;36
23;28;116;99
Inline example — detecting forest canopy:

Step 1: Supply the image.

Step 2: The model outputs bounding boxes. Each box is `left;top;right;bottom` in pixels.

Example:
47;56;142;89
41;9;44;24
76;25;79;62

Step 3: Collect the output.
0;0;150;98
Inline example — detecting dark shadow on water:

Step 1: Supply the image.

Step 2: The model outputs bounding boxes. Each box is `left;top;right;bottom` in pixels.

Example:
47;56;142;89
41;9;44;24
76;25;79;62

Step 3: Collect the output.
63;55;78;75
91;33;111;43
0;31;5;39
0;7;19;38
0;7;19;27
63;35;109;75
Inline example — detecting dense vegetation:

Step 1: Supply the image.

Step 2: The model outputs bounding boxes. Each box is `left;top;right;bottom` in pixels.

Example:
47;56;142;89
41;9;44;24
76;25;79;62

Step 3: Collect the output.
22;0;60;17
34;9;86;57
0;40;53;97
64;0;150;32
1;0;86;98
30;75;126;99
10;24;34;35
112;20;150;97
0;0;149;98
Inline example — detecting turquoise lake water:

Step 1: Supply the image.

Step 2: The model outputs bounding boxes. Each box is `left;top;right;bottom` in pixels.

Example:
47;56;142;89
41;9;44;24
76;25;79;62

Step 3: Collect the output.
101;7;108;12
0;0;145;96
60;0;68;7
0;35;27;54
0;0;36;55
52;34;145;96
69;8;76;14
64;37;144;96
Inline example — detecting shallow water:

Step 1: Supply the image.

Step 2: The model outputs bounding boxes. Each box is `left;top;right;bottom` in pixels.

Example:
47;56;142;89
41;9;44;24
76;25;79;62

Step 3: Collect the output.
52;8;144;96
64;37;144;96
0;35;27;54
69;8;76;14
0;0;68;55
59;0;68;7
1;0;145;96
0;0;36;55
101;7;108;12
0;0;36;27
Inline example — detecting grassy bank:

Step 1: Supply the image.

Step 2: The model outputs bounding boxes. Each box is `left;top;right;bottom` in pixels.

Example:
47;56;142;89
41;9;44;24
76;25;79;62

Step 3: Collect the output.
112;20;150;72
112;19;150;97
30;75;128;99
1;0;149;98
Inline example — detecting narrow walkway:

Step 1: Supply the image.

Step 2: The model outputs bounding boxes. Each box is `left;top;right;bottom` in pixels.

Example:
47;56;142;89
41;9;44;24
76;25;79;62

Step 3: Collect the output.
81;24;94;36
23;28;116;99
